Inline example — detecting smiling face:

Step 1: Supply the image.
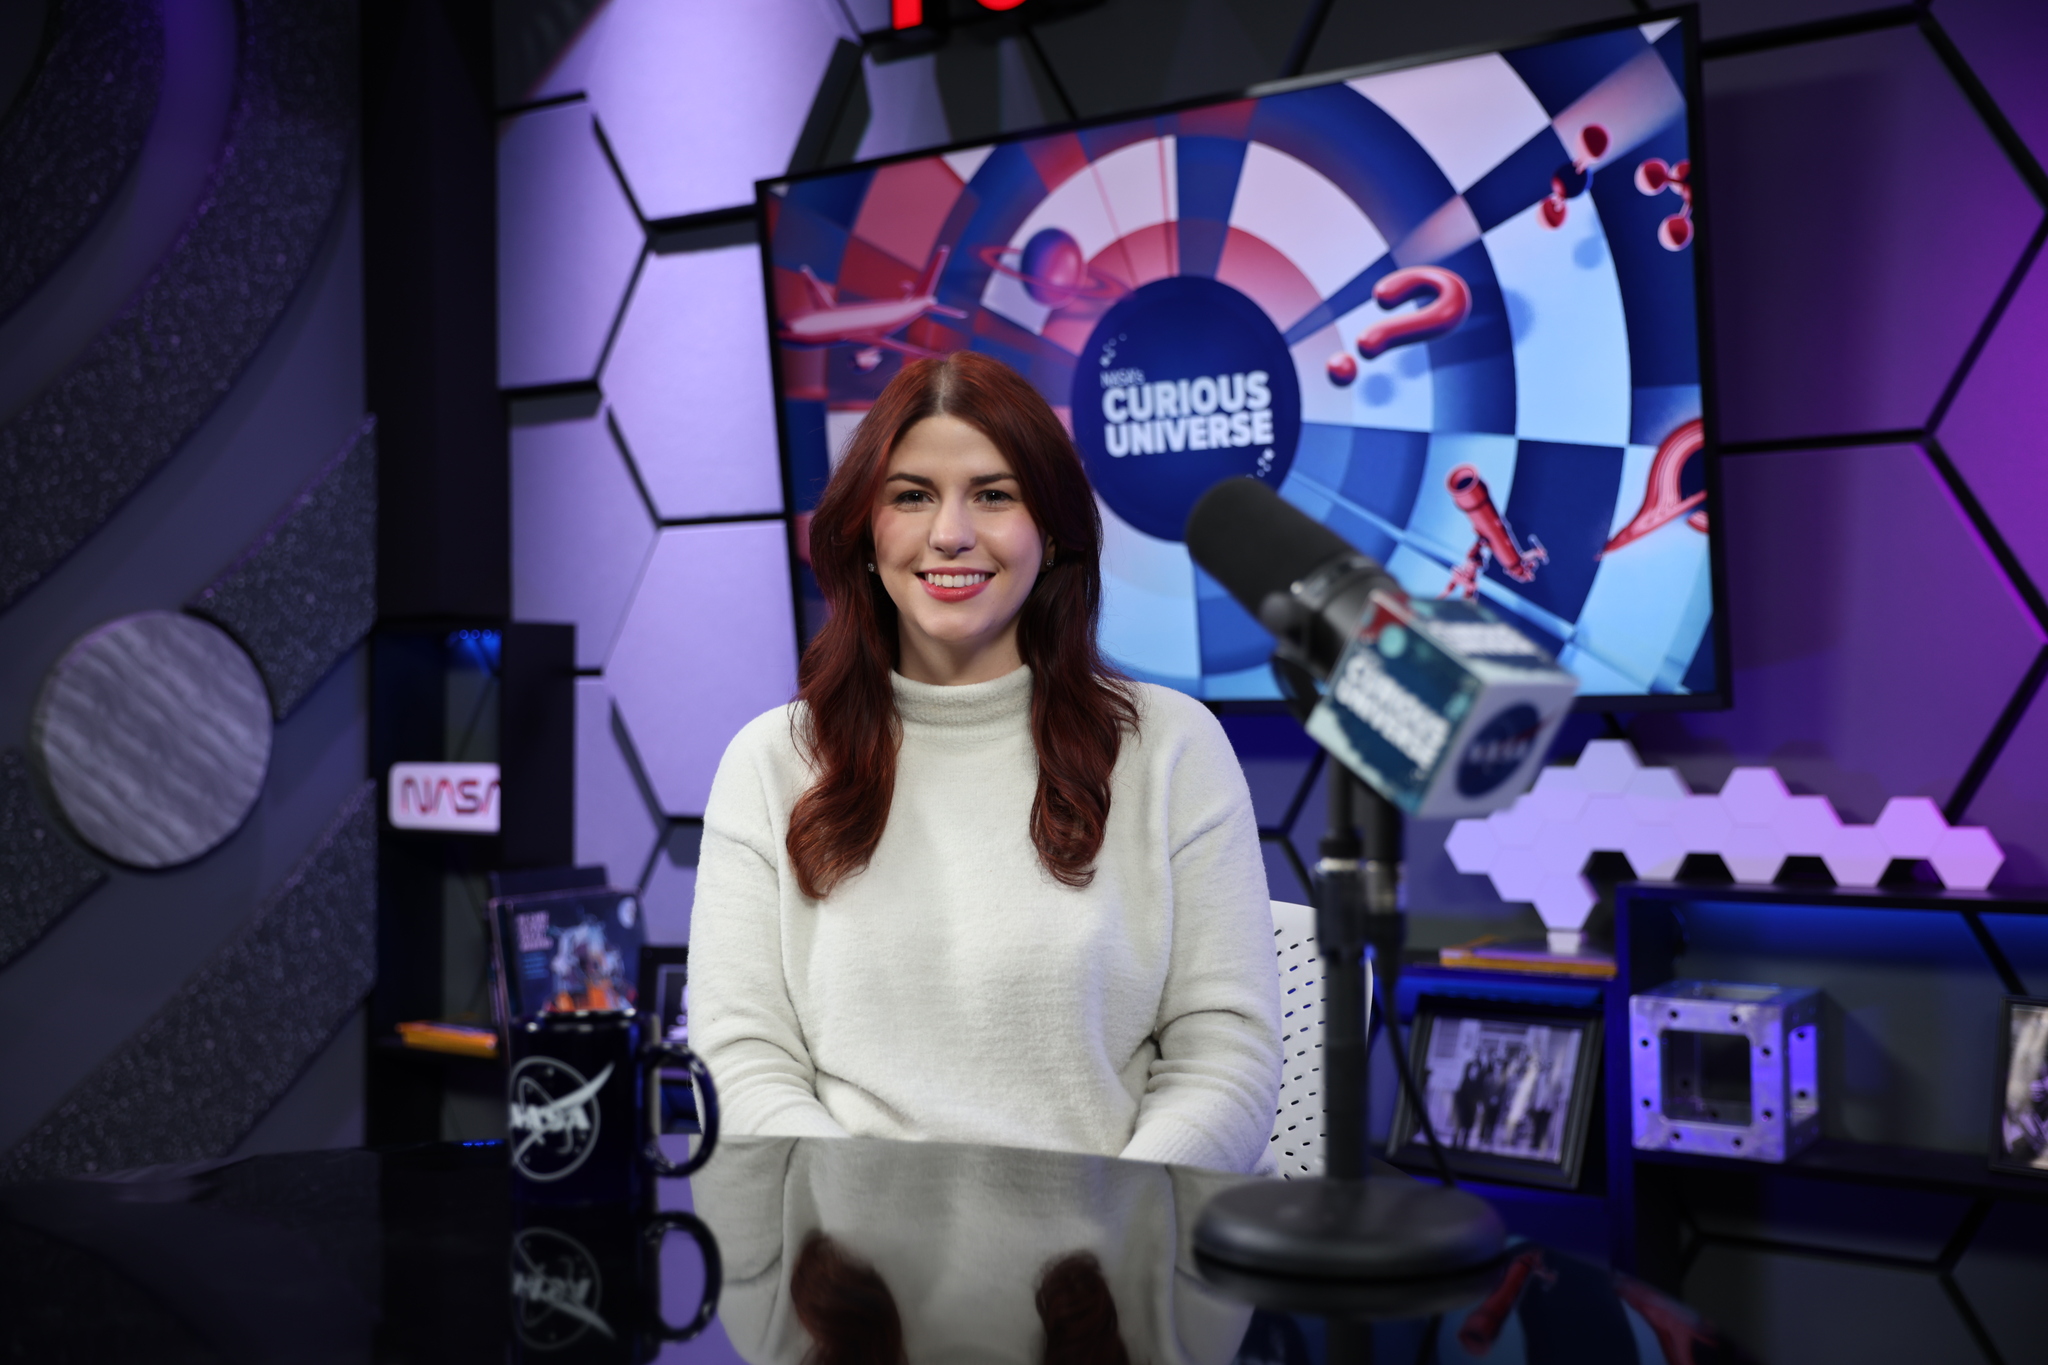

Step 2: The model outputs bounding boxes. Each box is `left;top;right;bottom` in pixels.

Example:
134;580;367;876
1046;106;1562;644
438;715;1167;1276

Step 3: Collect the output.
871;414;1048;685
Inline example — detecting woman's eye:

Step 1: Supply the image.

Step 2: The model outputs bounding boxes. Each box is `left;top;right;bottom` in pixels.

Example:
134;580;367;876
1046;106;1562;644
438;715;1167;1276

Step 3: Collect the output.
893;490;930;506
976;489;1014;505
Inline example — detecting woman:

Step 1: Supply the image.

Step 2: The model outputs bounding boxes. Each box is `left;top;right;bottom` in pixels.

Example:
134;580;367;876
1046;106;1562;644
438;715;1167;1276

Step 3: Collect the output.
689;351;1280;1174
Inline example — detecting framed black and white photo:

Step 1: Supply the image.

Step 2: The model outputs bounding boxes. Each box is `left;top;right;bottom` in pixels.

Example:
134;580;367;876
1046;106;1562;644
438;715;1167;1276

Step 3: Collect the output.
638;945;690;1046
1389;1000;1602;1190
1993;996;2048;1179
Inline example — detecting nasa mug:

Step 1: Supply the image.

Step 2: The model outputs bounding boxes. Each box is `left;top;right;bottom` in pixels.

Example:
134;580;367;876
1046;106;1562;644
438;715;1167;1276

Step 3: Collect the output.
506;1009;720;1205
510;1200;723;1362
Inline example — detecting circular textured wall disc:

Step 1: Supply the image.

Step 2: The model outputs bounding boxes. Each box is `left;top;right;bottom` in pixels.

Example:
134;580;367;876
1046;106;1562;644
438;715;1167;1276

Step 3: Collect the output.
31;611;272;868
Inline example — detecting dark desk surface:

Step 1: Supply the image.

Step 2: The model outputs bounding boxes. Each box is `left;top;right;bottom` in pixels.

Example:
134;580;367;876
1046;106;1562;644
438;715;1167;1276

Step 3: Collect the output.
0;1135;1752;1364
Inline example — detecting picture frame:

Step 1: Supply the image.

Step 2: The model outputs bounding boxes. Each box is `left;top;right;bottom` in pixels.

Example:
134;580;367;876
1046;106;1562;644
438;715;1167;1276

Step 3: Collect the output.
1992;995;2048;1179
1389;999;1603;1190
487;886;645;1032
638;945;690;1046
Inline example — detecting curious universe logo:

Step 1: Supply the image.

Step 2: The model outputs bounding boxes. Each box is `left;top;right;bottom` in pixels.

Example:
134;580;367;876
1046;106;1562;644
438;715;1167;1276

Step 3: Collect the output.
1072;276;1300;543
508;1056;613;1181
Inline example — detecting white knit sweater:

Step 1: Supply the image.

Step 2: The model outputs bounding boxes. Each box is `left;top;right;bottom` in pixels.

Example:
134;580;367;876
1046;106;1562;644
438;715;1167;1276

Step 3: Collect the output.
688;666;1283;1174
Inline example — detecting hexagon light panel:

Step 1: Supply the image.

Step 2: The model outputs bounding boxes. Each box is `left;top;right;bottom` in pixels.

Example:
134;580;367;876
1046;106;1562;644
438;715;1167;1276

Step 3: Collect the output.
497;103;645;389
583;0;852;221
511;412;656;669
604;246;784;520
609;522;800;817
1446;740;2006;950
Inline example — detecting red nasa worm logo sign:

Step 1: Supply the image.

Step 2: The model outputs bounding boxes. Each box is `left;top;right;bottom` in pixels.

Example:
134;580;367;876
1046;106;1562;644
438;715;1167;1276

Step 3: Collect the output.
387;761;501;834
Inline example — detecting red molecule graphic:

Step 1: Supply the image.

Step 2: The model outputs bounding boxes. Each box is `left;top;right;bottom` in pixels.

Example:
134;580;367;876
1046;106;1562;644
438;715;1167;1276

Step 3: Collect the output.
1635;157;1693;251
1539;124;1608;231
1327;352;1358;386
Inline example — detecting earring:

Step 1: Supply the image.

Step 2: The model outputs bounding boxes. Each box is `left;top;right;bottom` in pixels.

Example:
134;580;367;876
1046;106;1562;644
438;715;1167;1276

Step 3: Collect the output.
1044;544;1056;567
866;562;876;572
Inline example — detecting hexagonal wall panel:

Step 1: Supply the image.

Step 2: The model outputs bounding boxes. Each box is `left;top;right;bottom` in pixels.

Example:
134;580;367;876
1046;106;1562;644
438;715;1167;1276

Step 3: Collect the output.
511;412;656;669
583;0;851;221
609;522;801;817
575;679;663;889
1941;0;2048;173
640;823;701;946
1962;687;2048;885
1632;444;2044;821
1939;250;2048;598
603;246;784;520
1703;27;2040;443
498;103;645;389
855;52;950;162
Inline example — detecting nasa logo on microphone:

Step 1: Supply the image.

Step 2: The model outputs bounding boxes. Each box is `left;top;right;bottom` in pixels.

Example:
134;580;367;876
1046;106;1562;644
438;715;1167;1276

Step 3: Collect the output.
1456;704;1543;797
1071;275;1301;543
509;1056;614;1181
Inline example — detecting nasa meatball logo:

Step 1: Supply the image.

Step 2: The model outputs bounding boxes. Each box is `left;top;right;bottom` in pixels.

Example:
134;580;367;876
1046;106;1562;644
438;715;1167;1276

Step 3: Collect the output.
1456;704;1543;798
508;1056;613;1181
511;1227;612;1348
1072;276;1301;543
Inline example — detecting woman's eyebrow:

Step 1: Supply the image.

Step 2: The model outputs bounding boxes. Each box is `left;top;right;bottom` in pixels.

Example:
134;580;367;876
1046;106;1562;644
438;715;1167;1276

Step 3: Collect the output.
883;471;1018;488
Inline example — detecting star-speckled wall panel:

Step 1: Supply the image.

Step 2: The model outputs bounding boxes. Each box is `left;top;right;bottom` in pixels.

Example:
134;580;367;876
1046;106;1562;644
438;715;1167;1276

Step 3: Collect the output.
1702;27;2042;445
0;782;375;1182
0;749;106;969
187;416;378;719
604;246;784;520
608;523;799;817
0;0;354;609
511;412;655;670
496;102;644;390
0;0;164;321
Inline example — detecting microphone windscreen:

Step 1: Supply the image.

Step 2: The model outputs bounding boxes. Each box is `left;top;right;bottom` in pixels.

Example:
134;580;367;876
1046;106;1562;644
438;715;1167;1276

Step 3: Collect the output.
1185;478;1359;616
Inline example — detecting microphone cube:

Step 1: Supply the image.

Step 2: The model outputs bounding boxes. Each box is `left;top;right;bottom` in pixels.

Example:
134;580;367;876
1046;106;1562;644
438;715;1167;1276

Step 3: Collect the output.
1304;593;1578;819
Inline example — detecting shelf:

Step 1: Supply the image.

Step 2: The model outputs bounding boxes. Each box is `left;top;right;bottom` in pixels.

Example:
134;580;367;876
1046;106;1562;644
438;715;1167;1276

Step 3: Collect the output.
1619;880;2048;916
1630;1137;2048;1202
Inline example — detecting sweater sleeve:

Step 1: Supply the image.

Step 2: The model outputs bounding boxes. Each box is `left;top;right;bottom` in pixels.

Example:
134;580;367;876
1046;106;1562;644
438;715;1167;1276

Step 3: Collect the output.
1119;698;1283;1173
688;715;850;1141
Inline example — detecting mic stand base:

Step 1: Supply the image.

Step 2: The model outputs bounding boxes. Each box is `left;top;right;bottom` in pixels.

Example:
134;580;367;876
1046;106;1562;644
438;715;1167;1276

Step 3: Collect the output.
1193;1173;1505;1283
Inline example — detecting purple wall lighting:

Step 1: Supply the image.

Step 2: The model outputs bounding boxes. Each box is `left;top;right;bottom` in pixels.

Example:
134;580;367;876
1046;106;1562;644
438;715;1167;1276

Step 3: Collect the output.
603;246;785;520
606;522;800;818
496;103;644;389
559;0;854;223
574;678;664;895
510;412;656;670
1702;26;2039;445
1635;444;2044;820
1940;254;2048;599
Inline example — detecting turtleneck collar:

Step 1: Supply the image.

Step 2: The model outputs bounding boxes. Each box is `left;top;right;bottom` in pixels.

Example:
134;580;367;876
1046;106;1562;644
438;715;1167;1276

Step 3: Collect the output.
891;665;1033;741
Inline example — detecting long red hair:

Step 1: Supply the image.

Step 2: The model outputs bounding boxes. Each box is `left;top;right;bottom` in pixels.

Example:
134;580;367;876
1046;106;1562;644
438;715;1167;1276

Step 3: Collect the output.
788;351;1137;900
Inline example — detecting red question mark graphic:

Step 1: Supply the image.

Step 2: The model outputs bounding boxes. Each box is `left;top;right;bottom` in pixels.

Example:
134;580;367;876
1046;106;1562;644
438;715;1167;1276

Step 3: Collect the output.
1601;418;1706;557
1355;265;1472;360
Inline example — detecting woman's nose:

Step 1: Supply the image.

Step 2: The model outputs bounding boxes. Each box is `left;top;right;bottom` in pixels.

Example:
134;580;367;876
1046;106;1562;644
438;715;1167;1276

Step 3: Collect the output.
929;495;975;553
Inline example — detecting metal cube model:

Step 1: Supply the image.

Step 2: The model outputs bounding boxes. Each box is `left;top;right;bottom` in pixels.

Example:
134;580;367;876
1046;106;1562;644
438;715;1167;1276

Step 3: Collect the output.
1630;981;1821;1163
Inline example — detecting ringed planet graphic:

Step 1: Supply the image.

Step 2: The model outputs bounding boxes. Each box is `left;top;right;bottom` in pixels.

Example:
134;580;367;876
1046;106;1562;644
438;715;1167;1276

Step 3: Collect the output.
976;228;1125;309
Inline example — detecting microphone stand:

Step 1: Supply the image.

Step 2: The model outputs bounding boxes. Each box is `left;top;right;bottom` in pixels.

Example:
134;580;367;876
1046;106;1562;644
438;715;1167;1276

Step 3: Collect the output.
1192;675;1503;1285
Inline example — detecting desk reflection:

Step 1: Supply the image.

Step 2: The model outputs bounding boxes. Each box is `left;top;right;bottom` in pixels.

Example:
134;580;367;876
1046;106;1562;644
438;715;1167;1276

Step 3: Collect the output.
692;1137;1253;1365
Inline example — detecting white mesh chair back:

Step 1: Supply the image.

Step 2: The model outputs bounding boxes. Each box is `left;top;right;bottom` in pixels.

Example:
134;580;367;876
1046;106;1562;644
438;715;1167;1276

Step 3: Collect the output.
1267;899;1371;1179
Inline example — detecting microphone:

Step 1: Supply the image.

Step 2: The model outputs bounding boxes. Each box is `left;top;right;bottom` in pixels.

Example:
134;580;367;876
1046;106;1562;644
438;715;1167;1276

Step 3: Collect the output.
1186;478;1577;818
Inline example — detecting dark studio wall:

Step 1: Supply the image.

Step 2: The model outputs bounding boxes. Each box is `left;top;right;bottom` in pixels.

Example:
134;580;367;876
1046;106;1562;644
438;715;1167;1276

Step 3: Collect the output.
0;0;374;1176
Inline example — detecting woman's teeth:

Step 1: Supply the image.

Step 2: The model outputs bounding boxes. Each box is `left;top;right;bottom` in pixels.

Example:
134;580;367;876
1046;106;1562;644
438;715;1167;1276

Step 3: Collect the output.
924;572;989;588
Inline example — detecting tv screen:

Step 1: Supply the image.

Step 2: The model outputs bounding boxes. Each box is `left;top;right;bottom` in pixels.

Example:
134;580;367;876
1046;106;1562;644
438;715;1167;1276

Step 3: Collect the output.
760;12;1722;706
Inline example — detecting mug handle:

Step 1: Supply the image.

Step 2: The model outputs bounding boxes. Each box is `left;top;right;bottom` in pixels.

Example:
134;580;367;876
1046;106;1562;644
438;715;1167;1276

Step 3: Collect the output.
642;1039;720;1176
642;1210;723;1342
